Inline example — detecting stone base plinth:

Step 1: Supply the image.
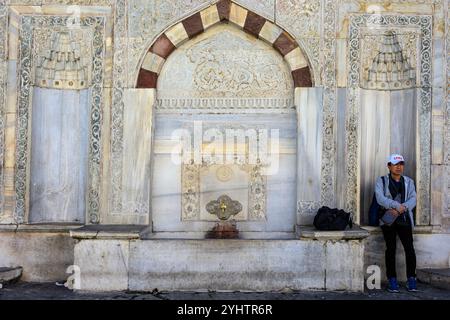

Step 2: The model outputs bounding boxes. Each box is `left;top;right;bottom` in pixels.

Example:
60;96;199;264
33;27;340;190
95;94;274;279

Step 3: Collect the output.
72;226;369;292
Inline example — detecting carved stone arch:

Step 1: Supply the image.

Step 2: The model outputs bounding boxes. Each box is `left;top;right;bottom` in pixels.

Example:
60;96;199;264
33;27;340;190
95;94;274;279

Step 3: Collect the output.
134;0;313;89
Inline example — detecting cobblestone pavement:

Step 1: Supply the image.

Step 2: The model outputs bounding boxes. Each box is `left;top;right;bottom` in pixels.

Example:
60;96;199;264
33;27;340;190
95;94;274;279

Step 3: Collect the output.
0;281;449;300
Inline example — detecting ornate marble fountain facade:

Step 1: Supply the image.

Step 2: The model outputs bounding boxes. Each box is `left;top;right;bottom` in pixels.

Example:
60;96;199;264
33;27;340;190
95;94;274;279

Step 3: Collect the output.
0;0;449;291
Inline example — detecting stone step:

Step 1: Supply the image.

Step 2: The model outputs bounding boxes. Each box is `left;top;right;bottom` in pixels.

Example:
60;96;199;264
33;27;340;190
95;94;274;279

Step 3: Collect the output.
417;268;450;290
0;267;23;285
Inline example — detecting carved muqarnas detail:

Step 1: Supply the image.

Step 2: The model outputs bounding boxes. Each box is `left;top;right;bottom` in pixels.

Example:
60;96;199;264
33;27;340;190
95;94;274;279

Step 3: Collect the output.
361;31;416;90
35;31;91;90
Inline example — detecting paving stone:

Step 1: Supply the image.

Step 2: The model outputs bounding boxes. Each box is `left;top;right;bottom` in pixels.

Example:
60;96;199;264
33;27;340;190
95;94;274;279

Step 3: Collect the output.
417;268;450;290
0;281;449;300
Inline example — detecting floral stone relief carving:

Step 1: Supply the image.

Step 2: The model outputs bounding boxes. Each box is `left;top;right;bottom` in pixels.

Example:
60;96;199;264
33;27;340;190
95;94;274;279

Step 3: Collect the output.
157;24;294;111
128;0;209;87
276;0;321;38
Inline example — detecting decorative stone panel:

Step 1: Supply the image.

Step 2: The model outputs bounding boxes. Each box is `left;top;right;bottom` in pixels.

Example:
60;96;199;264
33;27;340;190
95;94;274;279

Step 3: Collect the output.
156;23;295;113
0;4;7;219
320;0;337;209
34;30;92;90
15;15;105;224
347;14;432;225
361;30;417;90
181;161;267;222
112;0;314;217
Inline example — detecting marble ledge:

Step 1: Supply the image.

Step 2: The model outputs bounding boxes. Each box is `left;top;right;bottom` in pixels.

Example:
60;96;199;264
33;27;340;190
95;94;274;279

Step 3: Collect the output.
0;223;83;233
70;224;150;240
362;225;435;234
297;225;370;241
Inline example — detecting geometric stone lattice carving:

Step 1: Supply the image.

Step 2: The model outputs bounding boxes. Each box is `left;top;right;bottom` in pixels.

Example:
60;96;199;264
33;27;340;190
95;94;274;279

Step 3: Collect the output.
35;31;92;90
361;31;416;90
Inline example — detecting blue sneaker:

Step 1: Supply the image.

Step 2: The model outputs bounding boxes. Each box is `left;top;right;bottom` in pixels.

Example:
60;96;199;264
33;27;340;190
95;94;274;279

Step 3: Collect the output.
406;277;418;292
387;277;400;293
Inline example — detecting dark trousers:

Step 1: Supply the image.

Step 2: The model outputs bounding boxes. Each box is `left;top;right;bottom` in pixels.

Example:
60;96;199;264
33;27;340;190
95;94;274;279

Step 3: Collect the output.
381;221;417;279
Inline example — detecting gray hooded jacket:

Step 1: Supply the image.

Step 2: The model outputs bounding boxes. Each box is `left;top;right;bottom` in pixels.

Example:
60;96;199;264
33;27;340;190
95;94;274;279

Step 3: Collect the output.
374;174;417;228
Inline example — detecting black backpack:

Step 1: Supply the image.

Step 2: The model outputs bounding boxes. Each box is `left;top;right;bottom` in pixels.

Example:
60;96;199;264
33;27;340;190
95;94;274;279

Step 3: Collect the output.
313;206;353;231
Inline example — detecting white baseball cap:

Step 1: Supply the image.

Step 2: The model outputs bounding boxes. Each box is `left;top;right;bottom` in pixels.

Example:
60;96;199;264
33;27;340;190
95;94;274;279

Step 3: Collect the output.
388;154;405;165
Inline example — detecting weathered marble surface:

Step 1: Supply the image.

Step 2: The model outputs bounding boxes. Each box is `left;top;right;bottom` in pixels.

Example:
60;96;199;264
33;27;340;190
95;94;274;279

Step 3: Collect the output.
119;89;153;220
295;88;322;225
151;113;297;233
74;239;129;291
29;88;89;223
0;231;75;282
430;165;444;227
128;238;364;292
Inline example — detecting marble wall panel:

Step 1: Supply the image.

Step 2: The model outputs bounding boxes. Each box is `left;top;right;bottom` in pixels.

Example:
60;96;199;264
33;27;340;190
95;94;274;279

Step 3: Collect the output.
325;240;365;291
0;231;75;282
432;89;445;164
336;88;347;210
390;89;417;178
359;90;391;225
359;89;417;225
129;239;327;291
432;38;444;88
106;89;154;224
430;165;444;227
29;88;89;223
74;239;129;292
151;113;297;233
295;87;323;225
